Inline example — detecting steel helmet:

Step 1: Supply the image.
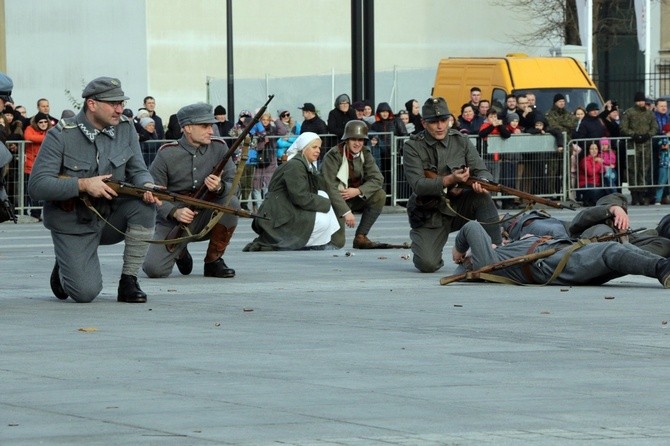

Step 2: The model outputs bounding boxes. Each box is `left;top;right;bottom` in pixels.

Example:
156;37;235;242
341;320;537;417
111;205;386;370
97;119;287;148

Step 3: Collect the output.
341;120;368;141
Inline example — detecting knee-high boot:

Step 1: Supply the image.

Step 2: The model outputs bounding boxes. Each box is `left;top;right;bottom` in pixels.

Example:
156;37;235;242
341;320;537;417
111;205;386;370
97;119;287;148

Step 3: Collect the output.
203;224;236;278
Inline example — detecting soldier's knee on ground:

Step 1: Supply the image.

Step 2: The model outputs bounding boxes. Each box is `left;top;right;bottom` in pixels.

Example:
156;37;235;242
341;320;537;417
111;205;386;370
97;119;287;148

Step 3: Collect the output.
413;255;444;273
142;262;173;279
65;279;103;303
330;226;346;248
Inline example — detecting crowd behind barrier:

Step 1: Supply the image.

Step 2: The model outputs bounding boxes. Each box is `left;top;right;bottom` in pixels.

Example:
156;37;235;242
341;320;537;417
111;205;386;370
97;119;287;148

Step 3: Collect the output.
6;132;670;218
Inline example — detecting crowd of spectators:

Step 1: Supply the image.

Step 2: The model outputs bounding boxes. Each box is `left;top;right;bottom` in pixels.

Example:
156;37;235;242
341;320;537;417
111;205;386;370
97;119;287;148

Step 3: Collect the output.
4;85;670;216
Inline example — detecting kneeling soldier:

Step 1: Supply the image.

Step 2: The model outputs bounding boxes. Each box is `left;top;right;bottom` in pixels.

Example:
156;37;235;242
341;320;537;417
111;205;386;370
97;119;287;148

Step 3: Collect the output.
321;120;386;248
142;103;239;279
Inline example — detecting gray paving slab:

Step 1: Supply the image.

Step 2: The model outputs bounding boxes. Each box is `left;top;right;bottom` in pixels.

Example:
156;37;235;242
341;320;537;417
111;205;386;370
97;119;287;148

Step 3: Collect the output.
2;205;670;445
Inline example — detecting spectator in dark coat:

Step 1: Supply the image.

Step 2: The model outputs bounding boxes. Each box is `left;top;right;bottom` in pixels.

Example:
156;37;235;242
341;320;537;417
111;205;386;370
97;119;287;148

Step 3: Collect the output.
327;94;357;139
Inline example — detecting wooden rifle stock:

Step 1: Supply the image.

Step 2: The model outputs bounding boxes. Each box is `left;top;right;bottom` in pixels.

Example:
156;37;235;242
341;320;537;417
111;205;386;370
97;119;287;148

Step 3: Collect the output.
439;228;645;285
103;179;267;220
423;170;575;210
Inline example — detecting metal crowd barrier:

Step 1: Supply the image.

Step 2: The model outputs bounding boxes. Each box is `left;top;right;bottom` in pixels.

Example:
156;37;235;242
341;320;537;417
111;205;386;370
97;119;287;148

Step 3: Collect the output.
568;134;670;205
7;130;667;219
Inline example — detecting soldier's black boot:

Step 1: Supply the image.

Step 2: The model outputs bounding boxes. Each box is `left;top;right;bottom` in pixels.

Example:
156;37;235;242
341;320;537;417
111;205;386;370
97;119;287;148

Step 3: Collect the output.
204;258;236;278
117;274;147;303
176;247;193;275
656;259;670;288
203;224;236;278
50;261;69;300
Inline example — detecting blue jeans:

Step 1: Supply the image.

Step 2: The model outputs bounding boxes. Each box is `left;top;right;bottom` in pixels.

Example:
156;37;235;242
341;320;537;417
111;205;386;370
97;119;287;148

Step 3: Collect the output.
656;165;669;202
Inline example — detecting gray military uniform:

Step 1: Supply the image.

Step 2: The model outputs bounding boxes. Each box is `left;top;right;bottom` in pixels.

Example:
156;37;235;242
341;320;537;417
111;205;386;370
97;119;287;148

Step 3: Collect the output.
142;136;239;277
455;221;665;286
28;111;155;302
505;193;670;257
403;128;502;272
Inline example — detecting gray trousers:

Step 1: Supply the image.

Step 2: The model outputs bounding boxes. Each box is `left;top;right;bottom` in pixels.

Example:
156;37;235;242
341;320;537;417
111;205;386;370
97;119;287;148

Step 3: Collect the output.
460;220;664;286
143;196;239;278
52;198;155;303
410;191;501;273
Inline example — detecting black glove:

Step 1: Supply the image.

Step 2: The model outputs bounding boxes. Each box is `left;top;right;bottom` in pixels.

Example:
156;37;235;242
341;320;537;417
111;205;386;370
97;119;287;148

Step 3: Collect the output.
633;134;650;143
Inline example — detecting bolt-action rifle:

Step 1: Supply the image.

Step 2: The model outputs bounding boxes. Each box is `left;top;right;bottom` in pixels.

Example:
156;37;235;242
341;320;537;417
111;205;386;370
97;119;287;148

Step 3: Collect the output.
423;169;576;210
102;178;267;220
165;95;274;250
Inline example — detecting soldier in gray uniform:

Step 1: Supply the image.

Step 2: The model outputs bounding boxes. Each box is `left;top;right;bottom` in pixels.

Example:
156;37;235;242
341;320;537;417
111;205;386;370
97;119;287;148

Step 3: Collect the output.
502;193;670;257
403;97;501;273
453;220;670;287
142;103;239;279
320;120;386;249
28;77;159;303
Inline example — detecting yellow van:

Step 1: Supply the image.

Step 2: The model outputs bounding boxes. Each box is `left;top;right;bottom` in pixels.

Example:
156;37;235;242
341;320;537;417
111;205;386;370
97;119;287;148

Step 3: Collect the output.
431;53;603;113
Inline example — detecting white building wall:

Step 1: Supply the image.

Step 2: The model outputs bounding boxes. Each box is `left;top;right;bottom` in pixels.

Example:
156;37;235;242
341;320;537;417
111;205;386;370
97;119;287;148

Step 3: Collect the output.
4;0;556;119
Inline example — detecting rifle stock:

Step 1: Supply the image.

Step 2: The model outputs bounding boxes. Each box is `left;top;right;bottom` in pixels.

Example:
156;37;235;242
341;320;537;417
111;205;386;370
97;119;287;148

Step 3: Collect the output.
439;228;644;285
423;170;575;210
103;179;267;220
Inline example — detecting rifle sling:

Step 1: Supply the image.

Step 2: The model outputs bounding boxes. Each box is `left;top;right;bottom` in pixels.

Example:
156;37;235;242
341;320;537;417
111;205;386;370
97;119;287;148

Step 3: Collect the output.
80;195;222;246
521;236;553;284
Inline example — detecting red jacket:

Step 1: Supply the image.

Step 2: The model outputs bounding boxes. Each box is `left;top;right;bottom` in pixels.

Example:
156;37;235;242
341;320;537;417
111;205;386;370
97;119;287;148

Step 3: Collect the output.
578;155;604;188
24;126;47;174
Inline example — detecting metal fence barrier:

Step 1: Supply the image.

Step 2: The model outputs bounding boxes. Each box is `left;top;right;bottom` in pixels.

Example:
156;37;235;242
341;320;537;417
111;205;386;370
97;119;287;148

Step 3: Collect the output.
5;131;669;218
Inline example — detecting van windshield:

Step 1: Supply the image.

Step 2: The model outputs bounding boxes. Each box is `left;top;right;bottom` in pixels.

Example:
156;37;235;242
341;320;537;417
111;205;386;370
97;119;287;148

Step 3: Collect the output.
514;88;603;114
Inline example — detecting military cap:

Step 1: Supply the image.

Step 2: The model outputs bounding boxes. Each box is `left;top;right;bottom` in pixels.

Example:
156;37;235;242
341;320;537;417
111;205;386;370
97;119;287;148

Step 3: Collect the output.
177;102;218;128
422;97;452;122
81;77;129;101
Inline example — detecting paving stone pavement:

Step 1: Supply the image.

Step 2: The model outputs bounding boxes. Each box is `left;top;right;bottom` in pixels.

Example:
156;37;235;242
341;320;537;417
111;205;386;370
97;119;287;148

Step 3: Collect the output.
2;206;670;445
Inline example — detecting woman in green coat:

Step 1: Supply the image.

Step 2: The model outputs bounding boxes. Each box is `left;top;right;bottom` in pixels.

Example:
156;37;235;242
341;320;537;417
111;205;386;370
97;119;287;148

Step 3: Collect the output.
243;132;340;251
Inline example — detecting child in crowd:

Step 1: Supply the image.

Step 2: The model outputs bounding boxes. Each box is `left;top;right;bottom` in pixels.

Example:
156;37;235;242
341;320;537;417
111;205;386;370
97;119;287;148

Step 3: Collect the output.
578;143;606;206
599;138;617;194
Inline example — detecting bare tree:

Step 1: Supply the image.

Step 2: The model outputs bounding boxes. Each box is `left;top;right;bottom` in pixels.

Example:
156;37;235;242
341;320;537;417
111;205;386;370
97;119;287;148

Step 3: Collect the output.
492;0;653;74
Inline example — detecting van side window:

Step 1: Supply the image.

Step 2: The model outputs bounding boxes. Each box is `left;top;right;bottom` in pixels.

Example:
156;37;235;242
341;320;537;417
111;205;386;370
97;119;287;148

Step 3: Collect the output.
492;89;507;112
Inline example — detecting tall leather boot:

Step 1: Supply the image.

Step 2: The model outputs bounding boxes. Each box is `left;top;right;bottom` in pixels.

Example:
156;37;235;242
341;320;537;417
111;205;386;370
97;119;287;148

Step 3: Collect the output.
204;224;236;278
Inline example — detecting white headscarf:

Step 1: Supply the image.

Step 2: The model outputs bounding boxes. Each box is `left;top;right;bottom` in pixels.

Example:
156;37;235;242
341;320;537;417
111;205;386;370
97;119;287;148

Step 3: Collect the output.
286;132;321;165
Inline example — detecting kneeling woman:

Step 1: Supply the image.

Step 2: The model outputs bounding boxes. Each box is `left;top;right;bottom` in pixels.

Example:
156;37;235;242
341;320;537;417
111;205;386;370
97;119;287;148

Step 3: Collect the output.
243;132;341;251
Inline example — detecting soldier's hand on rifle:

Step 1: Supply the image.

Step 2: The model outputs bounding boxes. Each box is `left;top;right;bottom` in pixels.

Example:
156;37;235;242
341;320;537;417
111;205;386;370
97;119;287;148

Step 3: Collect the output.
444;166;469;187
609;205;629;231
174;207;198;224
141;183;163;206
204;174;222;193
79;174;117;200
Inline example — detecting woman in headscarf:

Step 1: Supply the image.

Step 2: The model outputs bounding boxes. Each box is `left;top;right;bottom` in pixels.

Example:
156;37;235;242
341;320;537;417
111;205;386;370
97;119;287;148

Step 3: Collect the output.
243;132;340;251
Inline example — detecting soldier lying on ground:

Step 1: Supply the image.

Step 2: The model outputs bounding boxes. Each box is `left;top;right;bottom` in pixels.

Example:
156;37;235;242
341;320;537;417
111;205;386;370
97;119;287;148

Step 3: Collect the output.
501;193;670;257
452;220;670;287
